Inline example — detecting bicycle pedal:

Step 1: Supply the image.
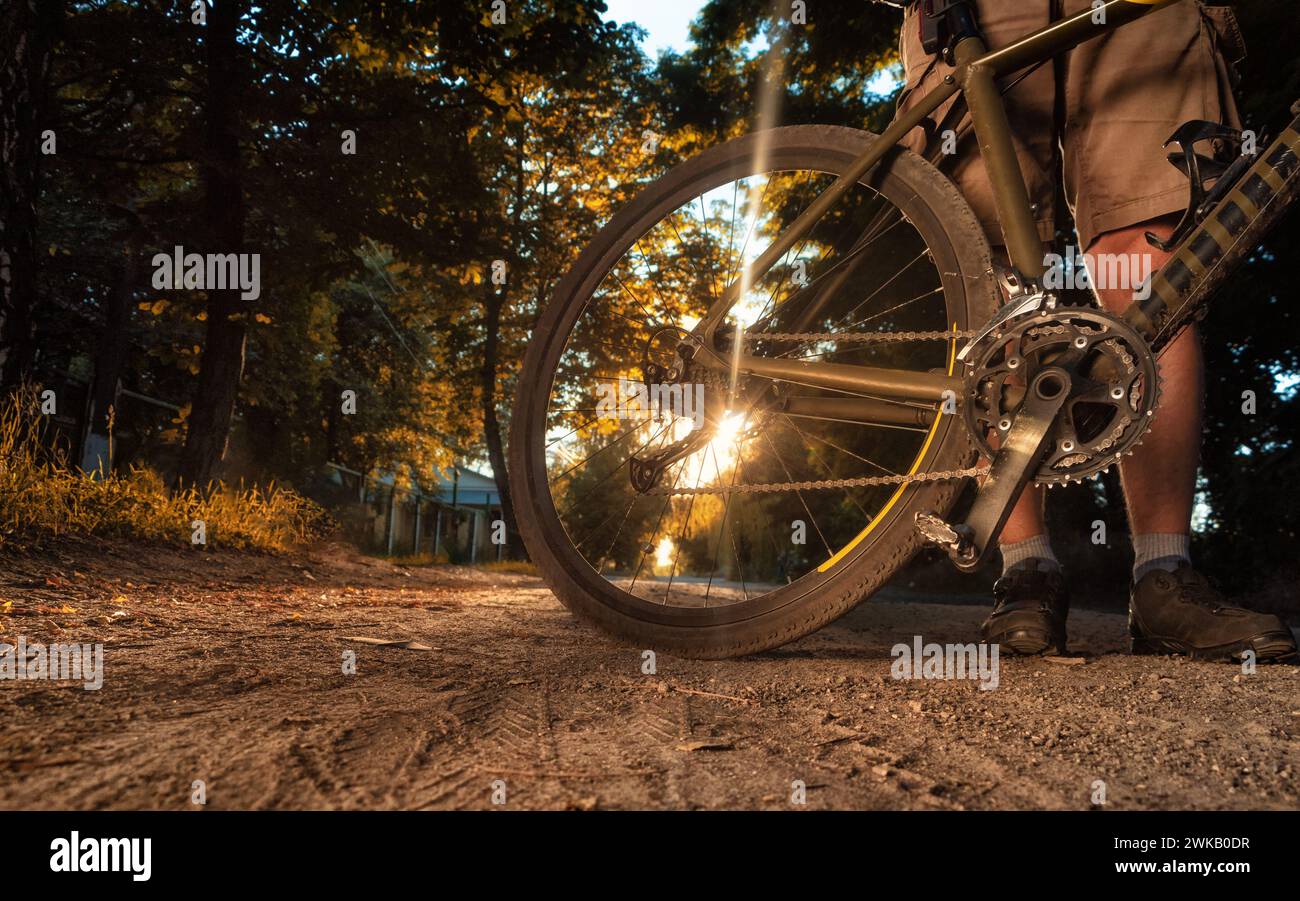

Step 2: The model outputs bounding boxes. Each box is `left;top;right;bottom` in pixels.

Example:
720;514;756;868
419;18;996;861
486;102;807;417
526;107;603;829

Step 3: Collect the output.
915;512;961;549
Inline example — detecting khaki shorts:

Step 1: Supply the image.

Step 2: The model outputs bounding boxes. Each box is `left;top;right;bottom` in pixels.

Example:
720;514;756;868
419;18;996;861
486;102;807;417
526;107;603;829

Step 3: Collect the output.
896;0;1246;250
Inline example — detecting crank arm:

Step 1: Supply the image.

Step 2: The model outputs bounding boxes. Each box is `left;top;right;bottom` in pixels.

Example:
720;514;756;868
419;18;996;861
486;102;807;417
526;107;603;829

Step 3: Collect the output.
916;367;1071;571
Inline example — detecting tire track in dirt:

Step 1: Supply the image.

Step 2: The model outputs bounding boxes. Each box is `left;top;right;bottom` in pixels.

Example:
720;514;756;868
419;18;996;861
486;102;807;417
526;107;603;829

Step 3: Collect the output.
400;683;556;809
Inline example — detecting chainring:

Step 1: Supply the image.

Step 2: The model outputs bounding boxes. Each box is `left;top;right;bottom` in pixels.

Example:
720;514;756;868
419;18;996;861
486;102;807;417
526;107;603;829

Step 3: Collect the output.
961;307;1160;486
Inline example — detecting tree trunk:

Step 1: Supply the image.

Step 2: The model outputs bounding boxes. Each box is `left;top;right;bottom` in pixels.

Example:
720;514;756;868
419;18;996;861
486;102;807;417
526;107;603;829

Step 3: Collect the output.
479;284;518;548
0;0;58;390
176;0;246;488
82;224;140;475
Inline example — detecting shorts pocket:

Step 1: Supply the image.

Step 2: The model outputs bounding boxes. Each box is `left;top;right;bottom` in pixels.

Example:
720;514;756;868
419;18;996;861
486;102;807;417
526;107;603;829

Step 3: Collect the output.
1200;5;1247;66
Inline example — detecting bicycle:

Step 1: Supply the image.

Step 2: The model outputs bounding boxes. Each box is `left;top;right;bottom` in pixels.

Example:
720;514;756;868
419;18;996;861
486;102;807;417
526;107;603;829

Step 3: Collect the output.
507;0;1300;657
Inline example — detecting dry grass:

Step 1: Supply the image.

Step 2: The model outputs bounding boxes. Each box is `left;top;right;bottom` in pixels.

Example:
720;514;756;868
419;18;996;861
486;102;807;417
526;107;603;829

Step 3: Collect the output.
0;387;330;552
386;551;448;566
383;553;534;574
478;559;537;576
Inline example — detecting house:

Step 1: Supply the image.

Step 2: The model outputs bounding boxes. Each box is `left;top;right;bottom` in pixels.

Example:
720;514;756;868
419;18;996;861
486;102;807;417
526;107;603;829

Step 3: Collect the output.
326;462;509;561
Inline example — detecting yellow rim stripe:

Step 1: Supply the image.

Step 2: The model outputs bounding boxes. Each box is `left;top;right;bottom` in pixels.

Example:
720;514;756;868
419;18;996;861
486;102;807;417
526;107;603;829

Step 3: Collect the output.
817;323;958;574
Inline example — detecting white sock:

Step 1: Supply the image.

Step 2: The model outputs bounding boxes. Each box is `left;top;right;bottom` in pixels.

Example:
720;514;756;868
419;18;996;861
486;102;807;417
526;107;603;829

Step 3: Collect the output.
1132;532;1190;582
1000;534;1060;575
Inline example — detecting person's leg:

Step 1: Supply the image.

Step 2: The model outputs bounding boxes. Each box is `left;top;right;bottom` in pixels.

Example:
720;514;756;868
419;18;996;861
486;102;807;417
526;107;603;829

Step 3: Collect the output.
895;2;1062;579
1084;214;1200;579
999;487;1056;571
1092;220;1297;660
1057;3;1294;660
983;483;1068;656
1060;0;1234;581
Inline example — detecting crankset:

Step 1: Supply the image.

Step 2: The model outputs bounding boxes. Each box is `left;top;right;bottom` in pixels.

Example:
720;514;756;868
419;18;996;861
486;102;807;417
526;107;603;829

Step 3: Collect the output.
918;305;1160;570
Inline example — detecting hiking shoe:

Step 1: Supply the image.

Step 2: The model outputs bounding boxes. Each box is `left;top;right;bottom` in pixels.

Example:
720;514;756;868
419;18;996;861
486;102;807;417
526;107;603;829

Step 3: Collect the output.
980;559;1069;655
1129;563;1298;662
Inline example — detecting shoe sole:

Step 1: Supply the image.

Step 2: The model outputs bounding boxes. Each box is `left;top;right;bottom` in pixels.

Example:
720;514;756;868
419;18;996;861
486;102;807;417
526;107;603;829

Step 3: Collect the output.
984;628;1066;657
1130;630;1299;663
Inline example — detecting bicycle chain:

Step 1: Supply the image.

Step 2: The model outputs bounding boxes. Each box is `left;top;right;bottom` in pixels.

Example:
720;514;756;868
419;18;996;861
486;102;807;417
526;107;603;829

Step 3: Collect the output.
747;329;977;344
647;464;988;496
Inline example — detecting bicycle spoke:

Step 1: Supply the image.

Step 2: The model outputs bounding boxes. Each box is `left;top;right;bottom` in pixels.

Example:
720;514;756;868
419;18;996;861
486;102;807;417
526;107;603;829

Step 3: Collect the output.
607;269;665;329
560;419;674;520
593;424;676;573
746;211;907;353
662;444;708;604
779;414;877;522
552;422;647;484
761;430;833;558
839;248;931;327
628;453;689;593
547;412;605;450
704;437;754;606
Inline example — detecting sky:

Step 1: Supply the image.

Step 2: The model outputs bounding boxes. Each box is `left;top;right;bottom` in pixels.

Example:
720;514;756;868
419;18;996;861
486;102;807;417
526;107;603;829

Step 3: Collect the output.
602;0;902;94
602;0;708;56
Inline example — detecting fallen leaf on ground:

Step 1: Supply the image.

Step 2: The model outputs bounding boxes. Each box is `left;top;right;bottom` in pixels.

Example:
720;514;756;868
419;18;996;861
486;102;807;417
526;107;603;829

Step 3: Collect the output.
341;636;433;651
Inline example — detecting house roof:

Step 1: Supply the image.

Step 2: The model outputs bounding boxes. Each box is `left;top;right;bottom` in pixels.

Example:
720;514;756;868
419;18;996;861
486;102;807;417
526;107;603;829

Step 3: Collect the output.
430;465;500;507
327;462;500;508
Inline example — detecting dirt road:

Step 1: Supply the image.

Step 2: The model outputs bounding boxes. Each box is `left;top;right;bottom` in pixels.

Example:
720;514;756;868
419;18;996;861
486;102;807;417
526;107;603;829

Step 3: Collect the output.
1;539;1297;810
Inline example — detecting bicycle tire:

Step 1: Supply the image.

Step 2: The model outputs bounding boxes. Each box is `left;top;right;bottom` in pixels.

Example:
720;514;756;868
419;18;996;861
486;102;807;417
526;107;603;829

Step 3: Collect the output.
509;125;999;658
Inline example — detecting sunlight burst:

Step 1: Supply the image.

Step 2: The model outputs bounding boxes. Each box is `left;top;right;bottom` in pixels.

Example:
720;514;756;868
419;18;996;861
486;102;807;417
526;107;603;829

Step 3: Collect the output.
654;536;675;569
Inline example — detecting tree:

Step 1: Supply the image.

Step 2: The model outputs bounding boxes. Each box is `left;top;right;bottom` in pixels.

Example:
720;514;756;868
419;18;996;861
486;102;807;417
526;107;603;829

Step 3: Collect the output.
0;0;61;389
176;0;247;486
464;14;651;546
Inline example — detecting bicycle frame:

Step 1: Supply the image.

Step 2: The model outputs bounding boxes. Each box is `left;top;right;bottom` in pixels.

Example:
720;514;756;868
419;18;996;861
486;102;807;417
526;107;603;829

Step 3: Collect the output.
690;0;1190;403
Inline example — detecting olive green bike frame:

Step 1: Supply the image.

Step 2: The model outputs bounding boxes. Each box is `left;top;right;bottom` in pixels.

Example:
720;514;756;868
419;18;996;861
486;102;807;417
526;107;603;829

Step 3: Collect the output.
690;0;1300;411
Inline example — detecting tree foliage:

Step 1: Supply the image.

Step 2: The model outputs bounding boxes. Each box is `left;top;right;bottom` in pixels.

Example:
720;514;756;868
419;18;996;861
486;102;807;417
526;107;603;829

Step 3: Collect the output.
14;0;1300;593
